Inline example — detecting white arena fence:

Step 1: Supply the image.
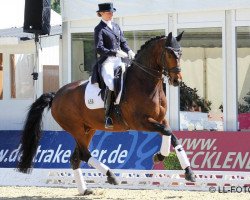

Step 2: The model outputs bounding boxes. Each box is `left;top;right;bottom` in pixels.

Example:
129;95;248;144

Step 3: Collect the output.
0;168;249;191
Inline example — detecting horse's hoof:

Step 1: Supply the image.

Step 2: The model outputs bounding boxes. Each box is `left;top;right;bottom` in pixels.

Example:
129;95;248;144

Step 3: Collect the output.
84;189;94;195
79;189;93;196
185;171;196;182
106;170;119;185
153;152;165;164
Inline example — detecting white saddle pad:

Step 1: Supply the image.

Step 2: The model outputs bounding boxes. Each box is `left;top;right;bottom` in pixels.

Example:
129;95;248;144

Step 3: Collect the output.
85;77;124;109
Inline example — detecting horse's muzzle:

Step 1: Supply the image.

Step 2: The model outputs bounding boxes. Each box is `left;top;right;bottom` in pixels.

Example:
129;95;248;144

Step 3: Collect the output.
168;70;182;86
169;76;182;87
173;79;181;87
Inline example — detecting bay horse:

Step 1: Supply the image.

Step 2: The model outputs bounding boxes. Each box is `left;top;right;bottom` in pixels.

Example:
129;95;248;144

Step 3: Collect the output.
17;32;195;195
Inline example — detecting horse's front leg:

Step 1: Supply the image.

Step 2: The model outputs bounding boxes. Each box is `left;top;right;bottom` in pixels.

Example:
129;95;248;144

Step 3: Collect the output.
149;118;196;182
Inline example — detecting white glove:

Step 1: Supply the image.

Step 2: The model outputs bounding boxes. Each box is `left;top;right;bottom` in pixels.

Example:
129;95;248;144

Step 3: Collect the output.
116;50;128;58
128;50;136;59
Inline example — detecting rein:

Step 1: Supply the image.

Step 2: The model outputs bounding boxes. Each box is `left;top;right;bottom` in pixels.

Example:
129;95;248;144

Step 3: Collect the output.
131;60;162;80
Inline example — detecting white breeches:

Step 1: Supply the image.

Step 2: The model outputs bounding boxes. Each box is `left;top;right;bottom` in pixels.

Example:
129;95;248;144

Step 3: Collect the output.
101;57;125;91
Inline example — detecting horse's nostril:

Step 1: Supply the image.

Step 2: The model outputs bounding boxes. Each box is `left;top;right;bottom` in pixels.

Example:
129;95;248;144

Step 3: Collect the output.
173;79;180;86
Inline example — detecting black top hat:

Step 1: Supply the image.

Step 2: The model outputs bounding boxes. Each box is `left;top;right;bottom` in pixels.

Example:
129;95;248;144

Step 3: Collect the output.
97;3;116;12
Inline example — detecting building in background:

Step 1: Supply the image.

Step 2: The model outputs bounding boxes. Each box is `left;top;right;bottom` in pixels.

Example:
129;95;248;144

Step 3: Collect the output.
60;0;250;131
1;0;250;132
0;0;62;130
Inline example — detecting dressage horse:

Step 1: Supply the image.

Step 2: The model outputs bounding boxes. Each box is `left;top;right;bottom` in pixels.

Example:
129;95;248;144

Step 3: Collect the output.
17;32;195;195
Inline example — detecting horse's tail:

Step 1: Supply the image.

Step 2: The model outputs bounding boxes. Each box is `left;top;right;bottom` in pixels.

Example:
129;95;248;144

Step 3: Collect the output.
17;92;56;173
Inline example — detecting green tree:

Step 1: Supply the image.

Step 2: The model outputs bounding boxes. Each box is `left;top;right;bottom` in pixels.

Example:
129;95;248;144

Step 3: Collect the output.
163;152;182;170
219;91;250;113
180;82;212;113
238;91;250;113
51;0;60;14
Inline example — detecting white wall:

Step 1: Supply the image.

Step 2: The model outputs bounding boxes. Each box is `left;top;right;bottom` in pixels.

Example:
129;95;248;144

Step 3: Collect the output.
0;36;61;131
181;47;223;113
237;48;250;103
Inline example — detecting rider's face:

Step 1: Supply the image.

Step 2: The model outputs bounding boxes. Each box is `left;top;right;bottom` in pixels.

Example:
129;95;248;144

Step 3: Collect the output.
100;11;113;21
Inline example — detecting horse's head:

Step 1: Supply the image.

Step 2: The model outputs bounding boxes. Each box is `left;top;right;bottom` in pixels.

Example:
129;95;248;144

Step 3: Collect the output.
132;33;183;86
161;32;183;86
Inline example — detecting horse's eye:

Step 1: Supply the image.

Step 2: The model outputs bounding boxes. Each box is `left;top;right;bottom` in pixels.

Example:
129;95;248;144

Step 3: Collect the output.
167;52;173;58
167;49;173;56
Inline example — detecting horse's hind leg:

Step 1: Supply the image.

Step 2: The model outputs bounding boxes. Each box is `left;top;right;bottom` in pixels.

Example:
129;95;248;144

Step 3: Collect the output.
71;129;118;194
81;133;118;185
70;145;93;195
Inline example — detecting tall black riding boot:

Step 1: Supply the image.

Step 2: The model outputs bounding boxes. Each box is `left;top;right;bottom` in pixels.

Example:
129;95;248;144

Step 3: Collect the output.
104;88;114;129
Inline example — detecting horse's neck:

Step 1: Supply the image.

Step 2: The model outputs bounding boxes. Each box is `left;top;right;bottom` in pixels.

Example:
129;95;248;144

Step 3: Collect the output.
125;58;162;93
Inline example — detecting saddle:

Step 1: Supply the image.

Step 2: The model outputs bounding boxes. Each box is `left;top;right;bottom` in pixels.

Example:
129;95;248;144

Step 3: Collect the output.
85;65;127;110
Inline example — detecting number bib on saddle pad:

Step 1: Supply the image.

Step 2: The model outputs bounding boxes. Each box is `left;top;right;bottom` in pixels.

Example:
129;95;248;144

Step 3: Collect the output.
84;66;126;109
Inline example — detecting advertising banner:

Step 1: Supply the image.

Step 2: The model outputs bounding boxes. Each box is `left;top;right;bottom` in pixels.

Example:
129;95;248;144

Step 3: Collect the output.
238;113;250;130
0;130;249;171
155;131;250;172
0;131;75;169
0;130;161;170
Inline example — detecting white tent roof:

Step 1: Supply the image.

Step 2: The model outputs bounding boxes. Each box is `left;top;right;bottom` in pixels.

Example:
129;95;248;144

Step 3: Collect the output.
0;0;61;29
61;0;250;22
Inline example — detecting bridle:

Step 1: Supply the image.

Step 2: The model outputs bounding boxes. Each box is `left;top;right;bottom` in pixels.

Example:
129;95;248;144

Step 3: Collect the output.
131;45;182;80
161;46;182;78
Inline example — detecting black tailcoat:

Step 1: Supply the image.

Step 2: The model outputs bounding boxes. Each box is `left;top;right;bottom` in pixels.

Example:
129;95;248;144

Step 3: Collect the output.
91;20;131;87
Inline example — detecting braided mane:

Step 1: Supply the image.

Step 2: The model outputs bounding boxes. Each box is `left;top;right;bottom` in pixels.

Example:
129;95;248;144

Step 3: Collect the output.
135;35;165;58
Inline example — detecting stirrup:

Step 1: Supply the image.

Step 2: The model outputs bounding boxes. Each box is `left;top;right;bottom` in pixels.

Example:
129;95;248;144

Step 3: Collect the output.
105;116;113;129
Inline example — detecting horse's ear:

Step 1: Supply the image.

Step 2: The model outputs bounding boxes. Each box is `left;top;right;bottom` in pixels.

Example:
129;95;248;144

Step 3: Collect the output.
166;32;172;46
176;31;184;41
